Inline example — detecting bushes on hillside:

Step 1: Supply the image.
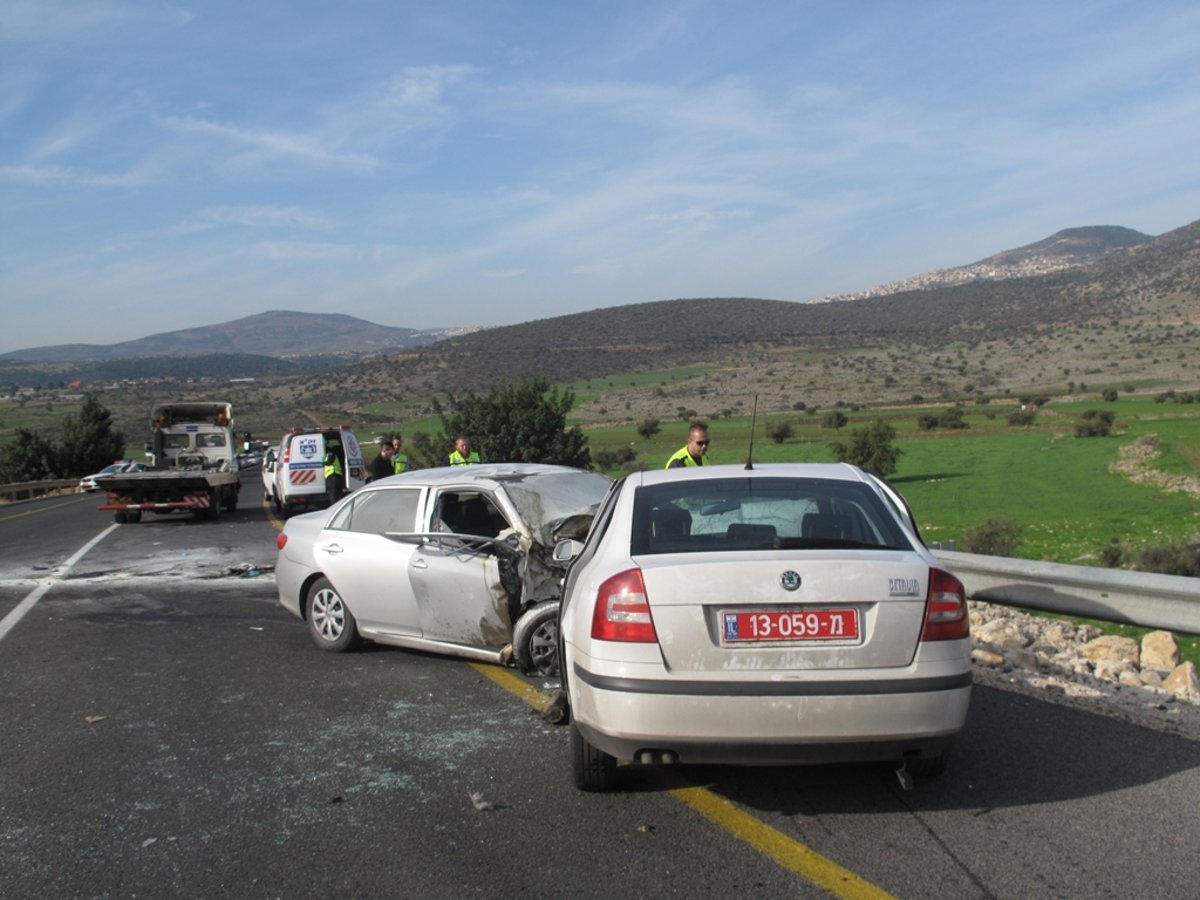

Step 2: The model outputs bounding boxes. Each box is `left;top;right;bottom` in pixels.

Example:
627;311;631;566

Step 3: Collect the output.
961;518;1023;557
766;422;794;444
1099;538;1200;577
917;407;969;431
829;419;901;477
1075;409;1115;437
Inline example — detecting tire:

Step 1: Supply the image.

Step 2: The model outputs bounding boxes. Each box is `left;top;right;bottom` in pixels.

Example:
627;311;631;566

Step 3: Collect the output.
571;723;617;792
305;576;360;652
222;487;238;512
125;510;141;524
511;600;560;676
114;511;127;524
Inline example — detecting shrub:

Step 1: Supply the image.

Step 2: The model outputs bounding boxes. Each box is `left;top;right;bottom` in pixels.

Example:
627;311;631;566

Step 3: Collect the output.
820;410;848;430
1133;539;1200;577
766;422;793;444
829;419;901;477
1008;409;1037;427
636;418;661;440
1074;409;1115;438
593;446;638;471
961;519;1023;557
918;407;968;431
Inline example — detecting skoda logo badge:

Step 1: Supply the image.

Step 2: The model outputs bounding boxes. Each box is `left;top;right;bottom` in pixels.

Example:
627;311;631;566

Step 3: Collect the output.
780;570;801;591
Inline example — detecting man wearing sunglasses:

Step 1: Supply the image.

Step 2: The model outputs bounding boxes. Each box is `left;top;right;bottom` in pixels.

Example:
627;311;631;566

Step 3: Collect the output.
665;422;710;468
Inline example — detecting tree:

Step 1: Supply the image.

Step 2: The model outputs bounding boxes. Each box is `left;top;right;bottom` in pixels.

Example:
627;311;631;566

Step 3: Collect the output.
820;410;848;430
0;428;59;482
435;377;590;467
766;421;793;444
636;418;661;440
829;419;902;477
56;396;125;477
1074;409;1115;438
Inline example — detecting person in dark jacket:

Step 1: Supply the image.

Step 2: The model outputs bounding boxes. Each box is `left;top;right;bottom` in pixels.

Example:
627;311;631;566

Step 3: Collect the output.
368;444;395;482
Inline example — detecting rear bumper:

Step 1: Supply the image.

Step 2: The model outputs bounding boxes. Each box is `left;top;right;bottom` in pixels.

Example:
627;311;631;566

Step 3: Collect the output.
568;653;971;766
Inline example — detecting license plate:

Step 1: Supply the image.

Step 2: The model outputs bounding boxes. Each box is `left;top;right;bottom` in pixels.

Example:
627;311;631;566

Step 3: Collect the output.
721;608;859;643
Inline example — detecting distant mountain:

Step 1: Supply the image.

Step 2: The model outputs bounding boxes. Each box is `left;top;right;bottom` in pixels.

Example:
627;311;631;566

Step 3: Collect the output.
0;310;457;363
823;225;1154;301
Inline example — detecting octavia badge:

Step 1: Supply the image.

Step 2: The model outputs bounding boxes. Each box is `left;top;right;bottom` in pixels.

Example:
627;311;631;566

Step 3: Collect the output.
780;570;801;591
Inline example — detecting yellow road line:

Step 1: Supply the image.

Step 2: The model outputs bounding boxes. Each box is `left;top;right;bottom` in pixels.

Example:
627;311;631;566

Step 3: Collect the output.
0;496;91;522
470;662;894;899
471;662;555;713
670;786;895;900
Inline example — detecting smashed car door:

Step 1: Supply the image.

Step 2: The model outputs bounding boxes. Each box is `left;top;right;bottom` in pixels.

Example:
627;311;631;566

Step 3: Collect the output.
410;492;515;648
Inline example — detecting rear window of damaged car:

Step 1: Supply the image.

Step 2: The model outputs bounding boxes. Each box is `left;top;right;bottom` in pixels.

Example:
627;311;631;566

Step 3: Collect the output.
629;477;913;555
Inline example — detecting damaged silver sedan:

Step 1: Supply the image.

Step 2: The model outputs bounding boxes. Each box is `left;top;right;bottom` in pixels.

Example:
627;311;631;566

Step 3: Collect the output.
274;463;612;675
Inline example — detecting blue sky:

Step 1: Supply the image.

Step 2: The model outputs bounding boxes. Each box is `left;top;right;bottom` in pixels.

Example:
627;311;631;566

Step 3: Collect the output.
2;1;1198;354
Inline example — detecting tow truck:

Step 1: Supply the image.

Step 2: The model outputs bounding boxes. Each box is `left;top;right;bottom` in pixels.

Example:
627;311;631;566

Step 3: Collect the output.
99;401;242;523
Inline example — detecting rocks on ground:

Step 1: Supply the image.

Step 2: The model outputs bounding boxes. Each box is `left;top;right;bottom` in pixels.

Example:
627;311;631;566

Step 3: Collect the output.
969;600;1200;741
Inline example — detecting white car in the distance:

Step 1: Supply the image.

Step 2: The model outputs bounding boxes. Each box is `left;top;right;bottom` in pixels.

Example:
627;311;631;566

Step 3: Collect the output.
556;463;972;791
78;460;150;492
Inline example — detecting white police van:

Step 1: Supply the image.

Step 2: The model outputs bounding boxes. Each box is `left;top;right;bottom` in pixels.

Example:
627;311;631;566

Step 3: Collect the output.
268;426;365;517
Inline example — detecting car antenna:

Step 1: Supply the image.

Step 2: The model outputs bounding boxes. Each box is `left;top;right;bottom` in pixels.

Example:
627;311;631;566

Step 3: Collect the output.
745;394;758;470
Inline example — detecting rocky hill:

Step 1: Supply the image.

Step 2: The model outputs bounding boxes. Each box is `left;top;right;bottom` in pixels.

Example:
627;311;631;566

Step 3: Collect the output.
350;219;1198;382
822;226;1153;301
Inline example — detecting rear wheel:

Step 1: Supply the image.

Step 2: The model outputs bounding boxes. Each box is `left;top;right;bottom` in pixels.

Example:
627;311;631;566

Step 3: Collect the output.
305;577;359;652
512;601;560;676
571;723;617;792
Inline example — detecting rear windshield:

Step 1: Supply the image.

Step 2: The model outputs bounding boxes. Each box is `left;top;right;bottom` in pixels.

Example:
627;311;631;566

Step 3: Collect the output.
630;477;913;556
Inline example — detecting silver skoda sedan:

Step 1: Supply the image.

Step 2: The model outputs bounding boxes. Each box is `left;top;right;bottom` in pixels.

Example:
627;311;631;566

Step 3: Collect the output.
275;463;611;676
556;463;972;791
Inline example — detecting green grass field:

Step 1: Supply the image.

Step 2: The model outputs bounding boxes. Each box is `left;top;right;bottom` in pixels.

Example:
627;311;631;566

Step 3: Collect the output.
583;398;1200;565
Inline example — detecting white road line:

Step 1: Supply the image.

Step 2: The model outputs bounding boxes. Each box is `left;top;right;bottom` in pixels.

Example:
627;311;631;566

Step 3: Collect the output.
0;524;120;644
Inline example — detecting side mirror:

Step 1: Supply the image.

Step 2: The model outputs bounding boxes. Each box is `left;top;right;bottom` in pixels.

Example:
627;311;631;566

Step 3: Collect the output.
553;538;584;562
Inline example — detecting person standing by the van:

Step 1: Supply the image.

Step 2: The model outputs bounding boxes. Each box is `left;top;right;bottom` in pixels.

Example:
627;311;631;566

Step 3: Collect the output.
391;434;411;473
324;444;345;505
368;443;395;482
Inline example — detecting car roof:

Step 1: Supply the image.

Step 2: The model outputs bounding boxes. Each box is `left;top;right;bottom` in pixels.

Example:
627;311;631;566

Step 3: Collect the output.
367;462;602;490
627;462;872;486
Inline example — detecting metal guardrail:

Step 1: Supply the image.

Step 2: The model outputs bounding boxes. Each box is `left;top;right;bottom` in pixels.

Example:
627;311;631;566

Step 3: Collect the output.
934;549;1200;634
0;479;78;503
1;481;1194;632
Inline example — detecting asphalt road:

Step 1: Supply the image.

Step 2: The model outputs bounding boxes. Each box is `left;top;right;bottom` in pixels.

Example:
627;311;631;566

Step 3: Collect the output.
2;475;1199;899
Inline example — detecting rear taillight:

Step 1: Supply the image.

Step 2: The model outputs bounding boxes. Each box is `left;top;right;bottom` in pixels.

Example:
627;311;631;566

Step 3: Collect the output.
591;568;658;643
921;567;969;641
276;533;288;551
